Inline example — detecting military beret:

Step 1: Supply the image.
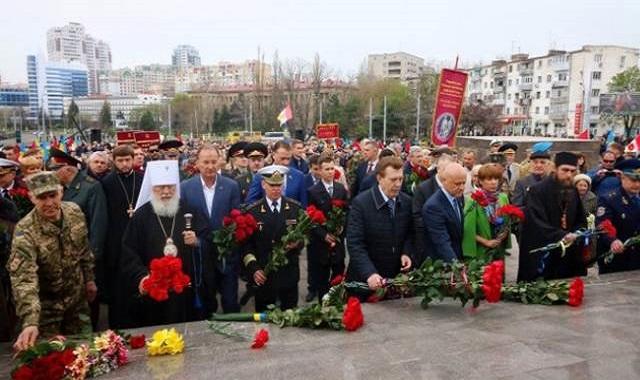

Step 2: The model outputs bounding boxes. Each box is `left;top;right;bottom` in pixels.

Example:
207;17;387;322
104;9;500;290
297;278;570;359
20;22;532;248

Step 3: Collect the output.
530;141;553;160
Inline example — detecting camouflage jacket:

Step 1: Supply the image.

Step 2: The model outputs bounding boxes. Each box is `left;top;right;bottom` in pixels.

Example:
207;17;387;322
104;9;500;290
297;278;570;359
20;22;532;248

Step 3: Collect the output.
7;201;94;328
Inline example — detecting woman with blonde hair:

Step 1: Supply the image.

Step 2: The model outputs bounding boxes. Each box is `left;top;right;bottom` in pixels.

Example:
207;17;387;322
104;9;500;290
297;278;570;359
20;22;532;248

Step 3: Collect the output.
18;155;43;176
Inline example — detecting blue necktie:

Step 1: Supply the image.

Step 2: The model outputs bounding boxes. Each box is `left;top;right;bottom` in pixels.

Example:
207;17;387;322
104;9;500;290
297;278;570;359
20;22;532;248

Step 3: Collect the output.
387;199;395;218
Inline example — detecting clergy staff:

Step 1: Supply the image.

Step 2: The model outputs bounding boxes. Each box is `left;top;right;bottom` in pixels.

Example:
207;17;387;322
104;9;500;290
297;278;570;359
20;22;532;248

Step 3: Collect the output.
119;160;215;328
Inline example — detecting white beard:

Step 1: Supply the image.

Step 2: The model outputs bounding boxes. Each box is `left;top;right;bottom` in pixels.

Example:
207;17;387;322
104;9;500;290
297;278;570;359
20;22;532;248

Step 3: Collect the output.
150;196;180;217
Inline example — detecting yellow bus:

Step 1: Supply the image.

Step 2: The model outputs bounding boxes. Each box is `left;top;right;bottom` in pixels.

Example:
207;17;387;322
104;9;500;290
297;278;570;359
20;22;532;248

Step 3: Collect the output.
226;131;262;143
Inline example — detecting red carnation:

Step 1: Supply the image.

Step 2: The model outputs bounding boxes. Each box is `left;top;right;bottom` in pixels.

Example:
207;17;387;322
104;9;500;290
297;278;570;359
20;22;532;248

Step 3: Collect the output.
471;190;489;207
59;348;76;366
129;334;146;349
598;219;617;239
223;216;233;226
306;205;327;225
251;328;269;349
329;274;345;286
235;228;247;242
331;199;347;208
496;205;525;221
568;277;584;307
480;260;504;303
334;169;341;180
342;297;364;331
11;364;33;380
230;209;242;218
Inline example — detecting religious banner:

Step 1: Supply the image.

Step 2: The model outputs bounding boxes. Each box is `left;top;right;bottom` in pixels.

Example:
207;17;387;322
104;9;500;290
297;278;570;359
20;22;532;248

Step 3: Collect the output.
116;131;136;145
574;103;583;136
431;68;468;147
134;131;161;148
316;123;340;139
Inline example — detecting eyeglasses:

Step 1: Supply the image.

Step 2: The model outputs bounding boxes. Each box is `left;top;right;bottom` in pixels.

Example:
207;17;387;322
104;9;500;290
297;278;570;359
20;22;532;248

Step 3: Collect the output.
603;159;615;163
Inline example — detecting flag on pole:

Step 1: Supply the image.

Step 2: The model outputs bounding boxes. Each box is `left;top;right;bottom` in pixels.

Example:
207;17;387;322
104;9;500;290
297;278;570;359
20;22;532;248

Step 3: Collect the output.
626;136;640;153
277;103;293;127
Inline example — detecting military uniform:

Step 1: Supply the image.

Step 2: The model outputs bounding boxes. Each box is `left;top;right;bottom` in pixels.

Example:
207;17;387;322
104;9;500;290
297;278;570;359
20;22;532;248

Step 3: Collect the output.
8;200;94;335
236;171;254;202
596;164;640;274
242;196;303;312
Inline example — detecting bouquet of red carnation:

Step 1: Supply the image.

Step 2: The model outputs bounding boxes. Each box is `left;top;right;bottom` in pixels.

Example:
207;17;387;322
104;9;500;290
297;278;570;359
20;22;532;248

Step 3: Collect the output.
213;209;258;261
334;168;342;181
494;204;525;235
502;277;584;307
342;297;364;331
480;260;504;303
264;205;326;275
11;337;76;380
406;165;429;193
470;189;489;207
9;187;33;219
325;199;347;244
141;256;191;302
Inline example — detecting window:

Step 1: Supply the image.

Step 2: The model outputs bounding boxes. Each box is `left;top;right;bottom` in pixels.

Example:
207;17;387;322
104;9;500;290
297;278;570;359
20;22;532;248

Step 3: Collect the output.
557;90;562;97
591;106;599;114
516;79;520;85
538;61;542;68
536;91;541;99
508;93;512;100
544;107;549;115
509;65;513;73
508;79;512;86
558;73;567;81
620;56;626;68
506;107;510;115
490;81;494;88
547;74;552;83
592;71;602;80
594;54;603;63
484;82;488;89
535;107;540;114
591;89;600;97
546;91;550;98
537;76;542;83
515;93;520;100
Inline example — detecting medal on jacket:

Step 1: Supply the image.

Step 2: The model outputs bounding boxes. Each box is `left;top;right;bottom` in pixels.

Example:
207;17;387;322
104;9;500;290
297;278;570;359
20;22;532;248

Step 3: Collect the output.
127;204;134;218
164;238;178;257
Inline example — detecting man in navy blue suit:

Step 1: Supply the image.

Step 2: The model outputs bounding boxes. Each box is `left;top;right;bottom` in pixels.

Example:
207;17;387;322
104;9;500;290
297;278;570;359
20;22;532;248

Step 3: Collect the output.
303;154;321;191
180;144;242;312
353;140;379;195
246;140;307;206
290;139;309;174
422;163;468;263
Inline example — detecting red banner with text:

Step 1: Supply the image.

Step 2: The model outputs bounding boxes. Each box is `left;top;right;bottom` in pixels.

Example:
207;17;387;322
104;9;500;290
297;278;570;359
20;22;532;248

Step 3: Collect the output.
574;103;583;136
316;123;340;139
431;69;468;147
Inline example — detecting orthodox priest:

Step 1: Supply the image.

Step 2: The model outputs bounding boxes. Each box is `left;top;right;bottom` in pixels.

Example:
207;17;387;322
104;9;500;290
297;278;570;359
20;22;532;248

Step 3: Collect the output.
119;160;215;328
101;145;143;327
517;152;587;282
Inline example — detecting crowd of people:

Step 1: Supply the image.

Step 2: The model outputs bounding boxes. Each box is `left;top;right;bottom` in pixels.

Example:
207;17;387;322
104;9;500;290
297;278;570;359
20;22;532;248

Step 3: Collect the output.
0;134;638;352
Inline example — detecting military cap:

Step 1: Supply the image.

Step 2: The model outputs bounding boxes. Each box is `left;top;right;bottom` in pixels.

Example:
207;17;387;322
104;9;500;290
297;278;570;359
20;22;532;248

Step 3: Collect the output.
26;171;60;197
483;152;507;166
489;139;503;148
498;143;518;154
0;158;19;175
530;141;553;160
244;142;268;158
429;146;456;157
228;141;248;160
615;158;640;180
259;165;289;185
47;148;83;169
159;139;184;151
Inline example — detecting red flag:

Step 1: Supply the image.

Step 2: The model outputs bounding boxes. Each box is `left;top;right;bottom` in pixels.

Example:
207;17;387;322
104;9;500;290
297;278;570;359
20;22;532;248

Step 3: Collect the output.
576;129;590;140
277;103;293;126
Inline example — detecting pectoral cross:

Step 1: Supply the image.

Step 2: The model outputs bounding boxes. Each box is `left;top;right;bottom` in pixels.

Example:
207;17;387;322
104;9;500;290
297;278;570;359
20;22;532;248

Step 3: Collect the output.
127;204;134;218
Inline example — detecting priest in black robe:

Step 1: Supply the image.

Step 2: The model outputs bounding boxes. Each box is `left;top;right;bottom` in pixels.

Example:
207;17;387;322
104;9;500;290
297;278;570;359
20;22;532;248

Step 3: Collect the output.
101;145;143;327
119;160;215;328
518;152;587;282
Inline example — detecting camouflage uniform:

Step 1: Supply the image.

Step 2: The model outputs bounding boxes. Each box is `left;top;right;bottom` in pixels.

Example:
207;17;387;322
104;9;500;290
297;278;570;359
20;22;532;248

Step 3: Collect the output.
7;201;94;335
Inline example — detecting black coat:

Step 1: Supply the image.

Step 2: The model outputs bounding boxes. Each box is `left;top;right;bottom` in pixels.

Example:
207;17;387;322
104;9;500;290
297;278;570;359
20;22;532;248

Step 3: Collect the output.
346;186;414;282
517;176;587;282
242;197;303;290
411;177;440;264
307;181;349;266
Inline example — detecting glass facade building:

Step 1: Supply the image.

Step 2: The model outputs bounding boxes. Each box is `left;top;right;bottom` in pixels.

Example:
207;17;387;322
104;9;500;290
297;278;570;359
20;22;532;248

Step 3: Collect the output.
0;88;29;107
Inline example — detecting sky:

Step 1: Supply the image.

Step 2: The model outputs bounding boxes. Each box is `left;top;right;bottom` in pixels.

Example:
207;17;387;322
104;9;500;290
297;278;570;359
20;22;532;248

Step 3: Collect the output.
1;0;639;84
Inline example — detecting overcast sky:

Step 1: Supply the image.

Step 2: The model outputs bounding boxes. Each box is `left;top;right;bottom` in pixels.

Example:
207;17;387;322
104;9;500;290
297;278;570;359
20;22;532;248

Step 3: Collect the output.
1;0;639;83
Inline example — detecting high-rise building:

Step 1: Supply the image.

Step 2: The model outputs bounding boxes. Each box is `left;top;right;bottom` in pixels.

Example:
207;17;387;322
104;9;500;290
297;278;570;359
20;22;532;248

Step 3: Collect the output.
0;86;29;109
27;54;88;120
47;22;112;95
172;45;201;69
367;52;427;84
465;45;639;137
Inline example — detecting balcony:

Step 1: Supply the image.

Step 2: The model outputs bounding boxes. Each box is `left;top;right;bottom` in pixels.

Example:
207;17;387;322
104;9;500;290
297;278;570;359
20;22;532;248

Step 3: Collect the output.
552;79;569;88
519;83;533;91
550;96;569;105
519;67;534;76
551;61;570;72
493;85;505;94
492;98;505;106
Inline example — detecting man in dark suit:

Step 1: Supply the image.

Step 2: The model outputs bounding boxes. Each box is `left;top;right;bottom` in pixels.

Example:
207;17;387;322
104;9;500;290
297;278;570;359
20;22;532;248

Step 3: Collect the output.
307;153;349;300
422;163;467;263
241;167;304;312
347;156;413;292
303;154;321;191
180;144;242;312
290;139;309;174
412;154;454;265
353;140;379;195
246;141;307;206
235;142;268;203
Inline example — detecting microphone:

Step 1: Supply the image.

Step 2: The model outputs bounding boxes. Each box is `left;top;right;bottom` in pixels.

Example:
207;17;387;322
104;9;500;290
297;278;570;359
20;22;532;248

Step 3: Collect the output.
184;213;193;230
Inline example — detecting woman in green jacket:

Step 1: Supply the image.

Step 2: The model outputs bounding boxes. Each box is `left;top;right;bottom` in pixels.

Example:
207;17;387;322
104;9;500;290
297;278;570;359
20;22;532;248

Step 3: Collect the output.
463;163;511;262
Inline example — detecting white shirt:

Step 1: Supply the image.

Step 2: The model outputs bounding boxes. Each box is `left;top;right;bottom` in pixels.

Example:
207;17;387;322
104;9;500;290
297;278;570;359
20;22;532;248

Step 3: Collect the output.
200;175;216;217
322;180;334;196
267;197;282;213
366;160;378;173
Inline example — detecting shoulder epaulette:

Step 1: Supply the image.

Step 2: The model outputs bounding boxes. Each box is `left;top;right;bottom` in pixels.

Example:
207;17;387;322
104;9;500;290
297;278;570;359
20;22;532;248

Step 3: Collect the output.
607;191;617;198
283;197;302;208
246;200;263;210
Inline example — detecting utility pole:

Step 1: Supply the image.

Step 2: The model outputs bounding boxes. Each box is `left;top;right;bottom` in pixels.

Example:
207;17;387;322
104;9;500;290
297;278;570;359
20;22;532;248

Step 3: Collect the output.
383;95;387;145
168;102;172;136
416;94;421;141
249;102;253;134
368;97;373;139
319;96;323;124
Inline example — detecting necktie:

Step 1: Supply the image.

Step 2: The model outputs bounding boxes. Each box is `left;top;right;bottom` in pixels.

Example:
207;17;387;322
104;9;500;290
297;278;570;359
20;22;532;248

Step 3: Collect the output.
387;199;395;218
367;162;374;173
507;166;512;182
272;201;279;214
328;185;333;197
452;199;461;222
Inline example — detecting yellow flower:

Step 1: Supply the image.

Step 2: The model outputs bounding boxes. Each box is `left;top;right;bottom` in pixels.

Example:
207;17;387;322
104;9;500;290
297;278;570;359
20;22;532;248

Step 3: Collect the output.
147;328;185;356
93;335;110;351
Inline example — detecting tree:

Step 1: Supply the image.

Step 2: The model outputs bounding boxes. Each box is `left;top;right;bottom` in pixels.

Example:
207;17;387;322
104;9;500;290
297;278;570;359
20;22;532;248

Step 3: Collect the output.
139;110;157;131
459;101;502;136
416;72;440;140
99;101;113;129
608;67;640;139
